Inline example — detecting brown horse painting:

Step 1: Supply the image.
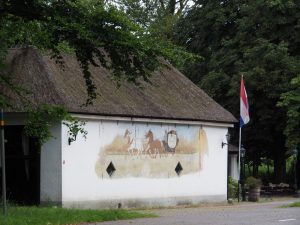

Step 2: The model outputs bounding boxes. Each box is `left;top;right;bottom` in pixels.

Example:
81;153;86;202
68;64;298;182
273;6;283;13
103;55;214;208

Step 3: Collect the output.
145;130;166;158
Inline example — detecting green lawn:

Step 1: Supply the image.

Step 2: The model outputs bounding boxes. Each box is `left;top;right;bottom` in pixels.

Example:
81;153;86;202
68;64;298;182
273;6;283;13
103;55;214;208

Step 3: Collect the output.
286;201;300;207
0;206;156;225
281;201;300;208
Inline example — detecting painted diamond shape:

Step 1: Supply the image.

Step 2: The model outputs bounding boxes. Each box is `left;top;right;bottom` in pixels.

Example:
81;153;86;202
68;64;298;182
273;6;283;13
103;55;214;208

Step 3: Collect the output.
106;162;116;177
175;162;183;176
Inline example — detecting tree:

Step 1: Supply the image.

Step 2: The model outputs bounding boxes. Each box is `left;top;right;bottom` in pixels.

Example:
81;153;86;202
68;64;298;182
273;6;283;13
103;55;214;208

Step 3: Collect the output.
174;0;300;182
109;0;192;39
278;75;300;187
106;0;198;71
0;0;194;107
278;75;300;150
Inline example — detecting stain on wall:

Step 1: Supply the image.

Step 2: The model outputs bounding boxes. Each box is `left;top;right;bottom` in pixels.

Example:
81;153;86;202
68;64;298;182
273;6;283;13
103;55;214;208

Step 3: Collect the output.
95;123;209;178
199;128;208;170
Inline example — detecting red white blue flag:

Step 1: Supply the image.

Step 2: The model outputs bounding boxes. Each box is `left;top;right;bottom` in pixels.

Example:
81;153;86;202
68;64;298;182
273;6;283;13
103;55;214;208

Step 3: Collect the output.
240;76;250;127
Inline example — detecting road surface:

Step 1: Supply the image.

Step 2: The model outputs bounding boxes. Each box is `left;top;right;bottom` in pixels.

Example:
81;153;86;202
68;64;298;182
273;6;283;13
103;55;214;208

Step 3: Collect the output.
89;199;300;225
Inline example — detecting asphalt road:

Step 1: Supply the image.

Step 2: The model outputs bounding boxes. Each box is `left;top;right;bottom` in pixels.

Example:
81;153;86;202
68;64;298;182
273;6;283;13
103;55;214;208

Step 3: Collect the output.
90;199;300;225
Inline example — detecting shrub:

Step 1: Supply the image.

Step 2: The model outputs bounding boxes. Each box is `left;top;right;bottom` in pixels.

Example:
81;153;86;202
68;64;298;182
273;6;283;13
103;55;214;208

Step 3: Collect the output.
245;176;262;189
228;176;239;198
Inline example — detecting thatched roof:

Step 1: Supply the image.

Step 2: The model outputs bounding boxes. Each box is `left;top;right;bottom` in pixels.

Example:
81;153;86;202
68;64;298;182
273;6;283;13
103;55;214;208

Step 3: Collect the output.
2;47;236;123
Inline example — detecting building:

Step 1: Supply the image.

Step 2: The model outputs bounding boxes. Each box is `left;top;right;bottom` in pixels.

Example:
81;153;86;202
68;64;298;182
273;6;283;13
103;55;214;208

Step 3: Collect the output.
228;144;239;181
1;47;237;208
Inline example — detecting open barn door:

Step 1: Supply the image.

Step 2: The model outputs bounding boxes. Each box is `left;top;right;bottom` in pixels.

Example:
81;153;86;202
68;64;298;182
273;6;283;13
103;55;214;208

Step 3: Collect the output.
0;125;40;205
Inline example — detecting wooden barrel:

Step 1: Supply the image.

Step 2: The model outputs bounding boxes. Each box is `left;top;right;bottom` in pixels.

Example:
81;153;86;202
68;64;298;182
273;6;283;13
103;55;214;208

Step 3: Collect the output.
248;188;260;202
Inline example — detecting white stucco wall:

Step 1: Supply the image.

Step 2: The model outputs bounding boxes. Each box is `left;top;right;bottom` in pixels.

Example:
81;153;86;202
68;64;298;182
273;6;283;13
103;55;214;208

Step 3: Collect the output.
40;123;62;204
229;154;239;181
60;118;230;208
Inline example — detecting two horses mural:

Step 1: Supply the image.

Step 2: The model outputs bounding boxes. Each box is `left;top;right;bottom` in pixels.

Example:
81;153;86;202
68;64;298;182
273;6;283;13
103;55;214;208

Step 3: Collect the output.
95;125;208;178
124;129;179;158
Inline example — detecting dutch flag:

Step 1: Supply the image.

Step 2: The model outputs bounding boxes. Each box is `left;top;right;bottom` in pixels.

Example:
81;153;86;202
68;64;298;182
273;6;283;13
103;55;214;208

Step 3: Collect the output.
240;76;250;127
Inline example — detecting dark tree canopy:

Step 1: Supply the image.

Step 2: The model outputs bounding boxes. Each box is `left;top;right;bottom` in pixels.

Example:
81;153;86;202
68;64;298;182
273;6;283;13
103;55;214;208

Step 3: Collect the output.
174;0;300;182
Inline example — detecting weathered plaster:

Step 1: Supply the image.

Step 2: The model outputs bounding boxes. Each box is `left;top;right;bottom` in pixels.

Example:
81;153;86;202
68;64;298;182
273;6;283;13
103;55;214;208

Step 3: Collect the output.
40;123;62;204
60;119;229;208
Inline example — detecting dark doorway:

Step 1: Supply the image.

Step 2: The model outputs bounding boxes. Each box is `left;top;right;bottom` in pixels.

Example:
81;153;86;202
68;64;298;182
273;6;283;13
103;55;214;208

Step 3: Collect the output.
0;125;40;205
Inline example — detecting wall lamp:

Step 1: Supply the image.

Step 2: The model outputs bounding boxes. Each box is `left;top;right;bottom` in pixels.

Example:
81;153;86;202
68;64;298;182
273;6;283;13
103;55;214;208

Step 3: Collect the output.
240;145;246;158
221;133;231;148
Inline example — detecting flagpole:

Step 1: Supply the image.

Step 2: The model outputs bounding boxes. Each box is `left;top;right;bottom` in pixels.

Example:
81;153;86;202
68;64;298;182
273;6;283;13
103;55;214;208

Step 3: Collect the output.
239;75;249;202
238;126;242;202
238;75;243;203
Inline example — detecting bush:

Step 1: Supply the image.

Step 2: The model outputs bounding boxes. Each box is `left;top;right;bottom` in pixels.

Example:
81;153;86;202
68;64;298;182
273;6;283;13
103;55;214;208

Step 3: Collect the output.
228;176;239;199
245;176;262;189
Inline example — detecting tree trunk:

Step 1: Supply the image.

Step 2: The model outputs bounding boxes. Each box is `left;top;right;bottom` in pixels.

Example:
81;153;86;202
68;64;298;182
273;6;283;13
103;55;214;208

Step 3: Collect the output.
273;148;286;183
167;0;176;14
247;164;251;176
252;154;259;177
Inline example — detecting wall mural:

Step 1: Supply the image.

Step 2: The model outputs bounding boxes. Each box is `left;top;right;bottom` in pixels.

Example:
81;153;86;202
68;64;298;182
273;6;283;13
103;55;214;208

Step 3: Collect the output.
95;124;208;178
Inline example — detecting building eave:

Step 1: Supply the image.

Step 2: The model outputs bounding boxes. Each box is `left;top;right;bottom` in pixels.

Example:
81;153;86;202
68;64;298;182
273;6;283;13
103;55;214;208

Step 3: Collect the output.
70;112;235;128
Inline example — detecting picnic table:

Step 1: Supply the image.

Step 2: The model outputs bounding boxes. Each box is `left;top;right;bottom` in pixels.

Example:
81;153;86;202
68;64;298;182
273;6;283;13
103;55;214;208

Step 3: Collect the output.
260;183;295;197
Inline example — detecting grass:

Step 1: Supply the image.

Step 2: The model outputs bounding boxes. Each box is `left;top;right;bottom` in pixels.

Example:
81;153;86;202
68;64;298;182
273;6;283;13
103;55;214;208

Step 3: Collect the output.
0;205;156;225
285;201;300;207
281;201;300;208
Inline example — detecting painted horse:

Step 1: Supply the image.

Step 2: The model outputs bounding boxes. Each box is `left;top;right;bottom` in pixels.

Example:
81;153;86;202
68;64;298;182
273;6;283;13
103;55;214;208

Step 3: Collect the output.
145;130;166;158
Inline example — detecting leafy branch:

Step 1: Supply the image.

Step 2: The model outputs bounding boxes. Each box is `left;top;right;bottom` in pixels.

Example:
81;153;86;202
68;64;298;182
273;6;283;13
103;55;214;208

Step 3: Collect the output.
24;104;87;145
63;120;88;145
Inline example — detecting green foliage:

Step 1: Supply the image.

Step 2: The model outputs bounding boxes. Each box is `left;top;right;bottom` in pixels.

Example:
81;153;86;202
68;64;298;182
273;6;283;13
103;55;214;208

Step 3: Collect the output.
278;75;300;149
245;176;262;189
0;0;196;107
0;206;155;225
174;0;300;182
245;160;275;184
63;119;88;144
24;104;87;145
285;153;298;184
288;201;300;207
282;201;300;208
109;0;199;70
245;157;299;185
113;0;191;29
228;176;238;199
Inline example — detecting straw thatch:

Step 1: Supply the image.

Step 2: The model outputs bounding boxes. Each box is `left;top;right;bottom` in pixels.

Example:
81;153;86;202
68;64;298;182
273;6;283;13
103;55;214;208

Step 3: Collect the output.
2;47;237;123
